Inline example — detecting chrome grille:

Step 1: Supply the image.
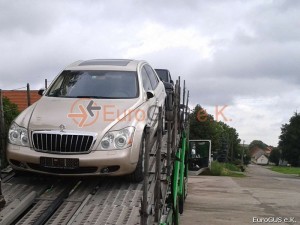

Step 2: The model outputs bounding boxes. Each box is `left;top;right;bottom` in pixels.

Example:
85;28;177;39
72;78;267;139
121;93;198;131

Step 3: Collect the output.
32;132;95;154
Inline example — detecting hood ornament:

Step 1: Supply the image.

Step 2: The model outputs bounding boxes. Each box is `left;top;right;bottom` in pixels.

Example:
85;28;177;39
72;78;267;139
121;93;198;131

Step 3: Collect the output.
59;124;66;132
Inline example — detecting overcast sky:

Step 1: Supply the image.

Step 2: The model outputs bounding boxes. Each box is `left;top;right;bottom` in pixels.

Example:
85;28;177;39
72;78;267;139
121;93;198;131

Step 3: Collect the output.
1;0;300;146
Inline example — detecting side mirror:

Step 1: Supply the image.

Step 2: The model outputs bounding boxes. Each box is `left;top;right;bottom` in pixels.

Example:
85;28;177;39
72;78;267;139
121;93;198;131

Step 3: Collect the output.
38;88;45;96
170;80;174;84
146;90;154;99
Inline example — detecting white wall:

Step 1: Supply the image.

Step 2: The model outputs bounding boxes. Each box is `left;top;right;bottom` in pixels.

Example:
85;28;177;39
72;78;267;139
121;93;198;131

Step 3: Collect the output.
257;155;268;165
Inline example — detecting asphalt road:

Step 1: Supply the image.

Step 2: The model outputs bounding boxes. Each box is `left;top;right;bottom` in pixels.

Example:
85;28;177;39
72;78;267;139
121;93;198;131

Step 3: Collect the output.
180;164;300;225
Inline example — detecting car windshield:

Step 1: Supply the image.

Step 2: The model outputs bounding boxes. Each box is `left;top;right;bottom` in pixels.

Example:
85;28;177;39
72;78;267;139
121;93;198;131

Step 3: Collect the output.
47;70;139;99
155;70;168;82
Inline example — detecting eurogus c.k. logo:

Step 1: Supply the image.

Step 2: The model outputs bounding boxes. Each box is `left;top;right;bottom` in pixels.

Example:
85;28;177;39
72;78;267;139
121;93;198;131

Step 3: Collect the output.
67;99;101;127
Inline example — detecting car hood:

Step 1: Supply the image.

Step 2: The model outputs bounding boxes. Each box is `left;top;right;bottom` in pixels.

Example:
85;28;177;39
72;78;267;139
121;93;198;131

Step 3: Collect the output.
27;96;141;136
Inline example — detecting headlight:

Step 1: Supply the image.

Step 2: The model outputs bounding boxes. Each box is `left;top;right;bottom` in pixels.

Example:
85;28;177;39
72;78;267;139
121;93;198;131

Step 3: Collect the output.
8;123;29;147
100;127;135;150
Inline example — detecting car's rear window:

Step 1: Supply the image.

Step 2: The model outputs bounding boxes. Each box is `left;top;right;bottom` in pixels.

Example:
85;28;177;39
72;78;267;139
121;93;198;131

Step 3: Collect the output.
155;70;168;82
47;70;139;99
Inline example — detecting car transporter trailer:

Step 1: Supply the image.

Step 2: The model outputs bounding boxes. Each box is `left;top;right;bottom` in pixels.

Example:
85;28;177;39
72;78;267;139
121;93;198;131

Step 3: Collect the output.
0;77;190;225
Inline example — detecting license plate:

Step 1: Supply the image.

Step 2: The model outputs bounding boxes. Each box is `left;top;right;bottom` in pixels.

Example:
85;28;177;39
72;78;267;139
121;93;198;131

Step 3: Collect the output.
40;157;79;169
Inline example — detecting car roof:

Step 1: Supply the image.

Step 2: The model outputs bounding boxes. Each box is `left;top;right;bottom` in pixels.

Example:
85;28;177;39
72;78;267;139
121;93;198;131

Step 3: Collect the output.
65;59;144;71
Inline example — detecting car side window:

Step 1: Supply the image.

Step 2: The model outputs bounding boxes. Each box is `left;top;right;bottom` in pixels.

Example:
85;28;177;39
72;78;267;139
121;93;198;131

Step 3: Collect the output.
145;65;159;90
141;67;152;91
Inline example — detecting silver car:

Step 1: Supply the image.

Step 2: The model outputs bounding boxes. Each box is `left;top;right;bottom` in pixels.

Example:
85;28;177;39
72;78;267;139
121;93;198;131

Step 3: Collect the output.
7;59;166;181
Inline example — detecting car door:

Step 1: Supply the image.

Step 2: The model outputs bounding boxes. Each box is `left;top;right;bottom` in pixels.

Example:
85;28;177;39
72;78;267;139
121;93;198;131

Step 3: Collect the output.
144;65;166;128
141;66;157;130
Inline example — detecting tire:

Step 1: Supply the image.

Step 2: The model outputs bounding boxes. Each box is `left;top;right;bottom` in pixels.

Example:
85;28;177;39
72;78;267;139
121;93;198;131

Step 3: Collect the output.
166;91;173;111
165;92;174;122
128;133;145;182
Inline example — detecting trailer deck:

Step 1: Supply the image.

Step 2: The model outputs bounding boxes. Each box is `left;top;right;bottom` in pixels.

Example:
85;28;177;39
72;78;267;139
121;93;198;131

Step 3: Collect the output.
0;134;169;225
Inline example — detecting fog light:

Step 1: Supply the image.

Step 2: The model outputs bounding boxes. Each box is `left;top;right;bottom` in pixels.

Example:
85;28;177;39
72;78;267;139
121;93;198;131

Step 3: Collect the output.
101;167;109;173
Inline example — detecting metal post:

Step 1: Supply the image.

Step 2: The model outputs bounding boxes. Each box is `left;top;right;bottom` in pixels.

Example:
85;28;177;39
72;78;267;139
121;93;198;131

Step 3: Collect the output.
178;77;181;100
141;126;150;225
0;90;6;169
180;80;186;130
184;91;190;176
167;121;171;177
185;91;189;124
171;80;180;223
0;89;6;208
179;133;186;197
45;79;48;89
154;107;162;222
177;77;181;133
172;81;179;155
182;80;186;108
26;83;31;106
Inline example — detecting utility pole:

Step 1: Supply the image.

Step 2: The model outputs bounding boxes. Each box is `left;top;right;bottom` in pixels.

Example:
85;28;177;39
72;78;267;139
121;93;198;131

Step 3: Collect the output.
26;83;31;106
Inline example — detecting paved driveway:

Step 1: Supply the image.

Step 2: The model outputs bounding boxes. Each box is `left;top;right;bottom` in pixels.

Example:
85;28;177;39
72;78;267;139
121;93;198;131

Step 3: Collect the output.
180;164;300;225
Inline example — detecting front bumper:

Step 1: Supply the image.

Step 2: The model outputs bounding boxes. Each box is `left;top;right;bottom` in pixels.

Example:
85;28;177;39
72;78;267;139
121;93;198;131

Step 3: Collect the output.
7;143;137;176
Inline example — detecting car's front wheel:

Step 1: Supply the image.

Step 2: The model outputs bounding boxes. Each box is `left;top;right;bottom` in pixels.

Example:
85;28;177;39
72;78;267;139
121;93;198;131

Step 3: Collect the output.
128;133;145;182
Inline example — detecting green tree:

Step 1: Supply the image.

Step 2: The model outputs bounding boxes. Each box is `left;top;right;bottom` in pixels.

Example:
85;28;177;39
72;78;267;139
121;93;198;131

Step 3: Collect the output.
249;140;267;150
1;97;19;168
269;147;281;166
189;105;220;151
189;105;241;162
3;97;20;130
279;112;300;166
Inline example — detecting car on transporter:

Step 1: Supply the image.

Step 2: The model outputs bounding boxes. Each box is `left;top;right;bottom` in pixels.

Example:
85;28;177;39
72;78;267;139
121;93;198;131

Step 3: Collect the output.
155;69;174;121
7;59;166;181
